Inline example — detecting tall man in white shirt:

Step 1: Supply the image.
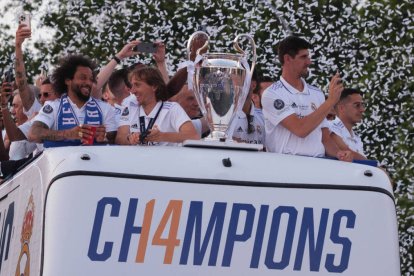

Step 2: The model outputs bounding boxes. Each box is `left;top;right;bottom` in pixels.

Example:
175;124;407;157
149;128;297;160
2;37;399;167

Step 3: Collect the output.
330;88;366;160
262;36;352;161
29;55;117;146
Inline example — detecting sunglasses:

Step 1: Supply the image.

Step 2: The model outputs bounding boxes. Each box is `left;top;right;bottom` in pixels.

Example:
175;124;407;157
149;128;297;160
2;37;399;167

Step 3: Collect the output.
37;92;53;99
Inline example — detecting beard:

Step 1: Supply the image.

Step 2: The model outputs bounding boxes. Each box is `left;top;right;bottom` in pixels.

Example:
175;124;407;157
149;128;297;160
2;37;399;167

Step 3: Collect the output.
72;83;91;102
300;68;310;78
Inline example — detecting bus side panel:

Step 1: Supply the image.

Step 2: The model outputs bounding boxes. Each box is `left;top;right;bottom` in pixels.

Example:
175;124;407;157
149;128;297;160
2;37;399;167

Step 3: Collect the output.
43;175;400;276
0;167;43;276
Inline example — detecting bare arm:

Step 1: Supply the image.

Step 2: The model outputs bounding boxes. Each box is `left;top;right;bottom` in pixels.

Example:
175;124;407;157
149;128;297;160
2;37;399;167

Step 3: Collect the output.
0;114;10;161
330;132;367;160
28;121;80;143
94;41;141;98
115;125;134;145
1;107;26;141
146;121;199;143
280;73;343;138
15;24;35;112
153;41;169;84
322;128;352;162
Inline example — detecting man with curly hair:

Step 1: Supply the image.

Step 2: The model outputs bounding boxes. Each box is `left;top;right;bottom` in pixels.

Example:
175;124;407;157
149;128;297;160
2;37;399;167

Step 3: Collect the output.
29;55;117;146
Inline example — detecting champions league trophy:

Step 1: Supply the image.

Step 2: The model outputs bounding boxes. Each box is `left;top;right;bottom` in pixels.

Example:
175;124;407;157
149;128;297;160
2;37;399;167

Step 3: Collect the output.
185;31;257;145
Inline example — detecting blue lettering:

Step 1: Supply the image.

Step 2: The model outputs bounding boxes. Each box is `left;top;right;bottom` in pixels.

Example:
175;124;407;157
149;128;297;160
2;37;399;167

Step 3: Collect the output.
294;208;329;271
222;204;255;267
265;206;297;270
118;198;143;262
180;201;226;266
250;205;269;268
0;202;14;271
325;210;355;273
88;198;120;261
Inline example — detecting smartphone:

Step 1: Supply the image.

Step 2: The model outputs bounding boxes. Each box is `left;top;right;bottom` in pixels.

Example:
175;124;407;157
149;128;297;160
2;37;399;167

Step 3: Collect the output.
4;69;14;83
18;13;31;30
133;42;156;54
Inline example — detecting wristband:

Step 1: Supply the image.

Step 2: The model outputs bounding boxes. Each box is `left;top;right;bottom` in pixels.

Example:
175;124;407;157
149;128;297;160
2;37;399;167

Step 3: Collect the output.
112;55;121;64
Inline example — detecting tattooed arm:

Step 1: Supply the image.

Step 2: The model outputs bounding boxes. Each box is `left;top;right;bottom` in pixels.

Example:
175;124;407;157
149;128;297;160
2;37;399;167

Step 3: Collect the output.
28;121;80;143
15;24;34;112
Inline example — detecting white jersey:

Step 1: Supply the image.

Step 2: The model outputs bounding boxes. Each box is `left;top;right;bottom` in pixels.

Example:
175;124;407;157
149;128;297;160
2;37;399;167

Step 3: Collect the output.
191;118;202;136
330;117;365;156
230;104;265;144
23;98;42;119
34;97;117;132
118;100;191;146
114;94;136;128
262;77;329;157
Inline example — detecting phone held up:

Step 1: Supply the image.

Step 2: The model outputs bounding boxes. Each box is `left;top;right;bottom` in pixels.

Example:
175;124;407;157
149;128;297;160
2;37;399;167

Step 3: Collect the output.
18;13;31;31
133;42;157;54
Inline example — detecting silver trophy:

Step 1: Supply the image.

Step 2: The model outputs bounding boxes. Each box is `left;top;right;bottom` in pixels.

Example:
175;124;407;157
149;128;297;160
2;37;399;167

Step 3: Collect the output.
187;31;256;141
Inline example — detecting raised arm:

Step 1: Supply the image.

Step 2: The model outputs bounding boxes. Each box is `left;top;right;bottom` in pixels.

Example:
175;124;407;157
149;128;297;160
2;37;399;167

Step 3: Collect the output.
280;73;343;138
15;24;34;112
94;41;141;98
153;41;169;84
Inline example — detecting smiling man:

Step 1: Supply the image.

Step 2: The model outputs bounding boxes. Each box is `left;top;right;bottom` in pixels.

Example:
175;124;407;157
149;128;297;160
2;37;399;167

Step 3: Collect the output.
28;55;117;146
261;36;352;161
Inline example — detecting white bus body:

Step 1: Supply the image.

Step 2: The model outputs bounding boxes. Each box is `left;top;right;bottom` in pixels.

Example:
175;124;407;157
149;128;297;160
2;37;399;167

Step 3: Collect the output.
0;146;400;275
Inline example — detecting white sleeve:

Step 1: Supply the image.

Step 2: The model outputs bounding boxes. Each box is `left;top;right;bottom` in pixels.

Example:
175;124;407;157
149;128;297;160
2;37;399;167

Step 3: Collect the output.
261;89;295;127
32;100;58;129
103;105;117;132
118;106;131;127
191;119;202;136
24;98;42;118
170;103;191;131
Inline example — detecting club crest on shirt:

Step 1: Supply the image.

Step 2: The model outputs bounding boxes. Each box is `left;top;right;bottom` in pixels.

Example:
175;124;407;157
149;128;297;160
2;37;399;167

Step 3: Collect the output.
43;104;53;114
122;107;129;116
311;102;317;111
273;99;285;110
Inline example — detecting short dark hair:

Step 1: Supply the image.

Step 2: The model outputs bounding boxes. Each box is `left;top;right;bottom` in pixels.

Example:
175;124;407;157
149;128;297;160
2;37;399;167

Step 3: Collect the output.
108;68;131;97
278;36;311;65
340;88;363;101
41;77;52;85
51;54;96;95
128;67;168;101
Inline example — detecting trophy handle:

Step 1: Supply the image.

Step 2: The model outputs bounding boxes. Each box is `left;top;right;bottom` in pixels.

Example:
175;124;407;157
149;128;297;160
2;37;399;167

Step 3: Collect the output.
187;31;210;60
233;34;256;74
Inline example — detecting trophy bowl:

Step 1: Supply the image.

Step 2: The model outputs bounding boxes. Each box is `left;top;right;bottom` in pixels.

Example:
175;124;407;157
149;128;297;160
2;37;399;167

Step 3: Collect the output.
188;32;256;141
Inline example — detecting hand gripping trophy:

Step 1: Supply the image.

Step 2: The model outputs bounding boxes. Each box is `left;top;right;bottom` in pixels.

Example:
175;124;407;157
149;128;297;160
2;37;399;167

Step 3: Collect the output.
185;31;257;146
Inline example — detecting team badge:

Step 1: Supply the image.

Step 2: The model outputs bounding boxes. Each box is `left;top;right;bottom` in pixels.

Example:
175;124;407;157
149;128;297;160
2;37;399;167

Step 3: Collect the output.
273;99;285;110
122;107;129;116
311;102;317;111
43;104;53;114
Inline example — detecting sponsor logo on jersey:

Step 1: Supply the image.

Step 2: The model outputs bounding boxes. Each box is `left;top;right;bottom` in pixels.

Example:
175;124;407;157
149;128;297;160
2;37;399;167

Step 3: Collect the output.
273;99;285;110
122;107;129;116
43;104;53;114
291;102;297;108
236;127;244;133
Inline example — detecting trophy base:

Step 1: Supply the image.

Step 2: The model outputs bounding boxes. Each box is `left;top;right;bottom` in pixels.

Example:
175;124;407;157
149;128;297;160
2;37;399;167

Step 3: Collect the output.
183;140;264;151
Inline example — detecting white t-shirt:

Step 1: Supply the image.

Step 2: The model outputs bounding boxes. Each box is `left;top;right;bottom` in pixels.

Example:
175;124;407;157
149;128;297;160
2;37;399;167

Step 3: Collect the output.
8;140;37;160
18;119;44;153
34;96;117;132
229;103;265;144
262;77;328;157
23;98;42;119
118;100;191;146
330;117;365;156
